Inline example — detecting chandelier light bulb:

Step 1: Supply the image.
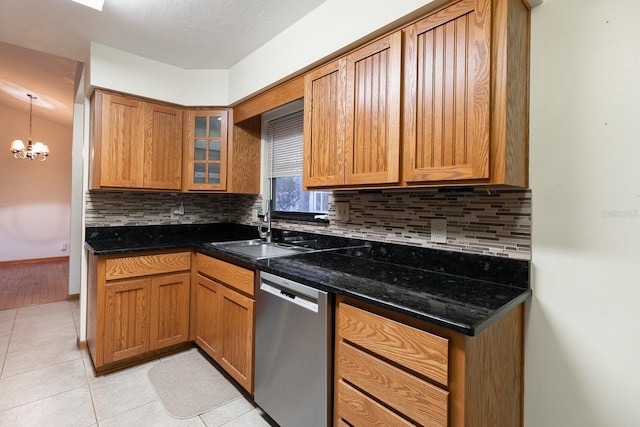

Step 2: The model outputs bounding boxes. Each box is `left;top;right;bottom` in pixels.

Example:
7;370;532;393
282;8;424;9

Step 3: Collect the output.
33;142;45;153
10;139;25;152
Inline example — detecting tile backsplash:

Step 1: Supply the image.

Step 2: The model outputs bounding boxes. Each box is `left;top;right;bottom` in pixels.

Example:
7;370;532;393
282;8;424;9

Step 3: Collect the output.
267;188;531;260
85;187;531;260
85;191;232;226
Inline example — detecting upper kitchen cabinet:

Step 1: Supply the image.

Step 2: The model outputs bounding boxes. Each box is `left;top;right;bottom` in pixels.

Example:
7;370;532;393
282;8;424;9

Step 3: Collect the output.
90;90;144;189
228;116;262;194
144;102;183;190
182;109;228;191
303;59;344;188
403;0;490;183
90;90;183;191
183;109;261;194
304;32;402;189
403;0;529;187
303;0;530;189
90;90;260;194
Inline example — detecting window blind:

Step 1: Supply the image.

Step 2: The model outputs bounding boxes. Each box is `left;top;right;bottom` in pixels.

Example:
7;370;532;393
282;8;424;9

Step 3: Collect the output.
266;110;304;178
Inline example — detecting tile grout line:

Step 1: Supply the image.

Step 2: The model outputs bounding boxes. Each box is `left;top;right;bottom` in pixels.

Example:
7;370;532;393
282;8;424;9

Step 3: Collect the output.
85;354;163;425
83;354;101;426
3;321;79;357
102;399;166;425
0;303;89;415
0;350;85;380
0;383;90;416
0;309;17;380
78;306;101;426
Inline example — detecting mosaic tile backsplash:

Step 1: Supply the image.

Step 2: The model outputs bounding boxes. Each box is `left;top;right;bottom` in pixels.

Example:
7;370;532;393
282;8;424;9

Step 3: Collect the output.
85;191;232;226
85;187;531;260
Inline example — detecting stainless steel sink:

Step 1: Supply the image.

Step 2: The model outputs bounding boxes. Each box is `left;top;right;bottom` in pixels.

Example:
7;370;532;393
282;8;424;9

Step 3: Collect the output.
209;239;313;260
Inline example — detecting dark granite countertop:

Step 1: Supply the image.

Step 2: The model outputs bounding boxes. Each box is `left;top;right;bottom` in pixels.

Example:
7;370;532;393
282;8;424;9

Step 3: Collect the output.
85;223;260;255
84;224;531;336
257;250;530;335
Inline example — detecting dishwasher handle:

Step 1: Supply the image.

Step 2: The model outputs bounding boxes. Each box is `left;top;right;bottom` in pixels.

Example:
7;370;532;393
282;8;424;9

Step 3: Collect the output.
259;280;321;313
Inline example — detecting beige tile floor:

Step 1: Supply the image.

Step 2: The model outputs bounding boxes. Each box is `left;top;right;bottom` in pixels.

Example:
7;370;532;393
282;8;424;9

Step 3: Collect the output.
0;300;276;427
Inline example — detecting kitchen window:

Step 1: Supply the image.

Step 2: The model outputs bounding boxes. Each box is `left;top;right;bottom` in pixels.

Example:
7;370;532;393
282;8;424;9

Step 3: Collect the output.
264;106;328;220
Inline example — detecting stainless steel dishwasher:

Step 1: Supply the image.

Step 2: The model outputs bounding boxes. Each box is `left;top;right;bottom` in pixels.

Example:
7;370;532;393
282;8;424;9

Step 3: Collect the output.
255;271;332;427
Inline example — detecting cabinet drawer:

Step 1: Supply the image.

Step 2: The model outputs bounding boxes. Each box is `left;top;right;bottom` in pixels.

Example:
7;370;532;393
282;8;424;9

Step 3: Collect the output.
337;379;417;427
337;302;448;386
196;253;255;296
338;341;448;426
105;252;191;280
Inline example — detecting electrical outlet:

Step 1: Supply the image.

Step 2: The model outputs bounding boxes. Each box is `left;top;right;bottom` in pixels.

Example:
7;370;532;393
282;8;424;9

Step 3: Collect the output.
60;242;68;251
431;218;447;243
335;202;350;222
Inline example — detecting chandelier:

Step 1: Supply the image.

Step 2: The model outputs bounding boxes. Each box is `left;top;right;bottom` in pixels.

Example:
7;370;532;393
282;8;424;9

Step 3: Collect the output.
9;94;50;161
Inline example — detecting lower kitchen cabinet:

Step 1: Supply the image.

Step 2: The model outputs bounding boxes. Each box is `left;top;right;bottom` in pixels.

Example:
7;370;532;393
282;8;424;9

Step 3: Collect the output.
103;278;151;363
87;251;191;372
335;296;524;427
192;273;221;359
149;272;191;350
219;284;254;391
192;253;255;394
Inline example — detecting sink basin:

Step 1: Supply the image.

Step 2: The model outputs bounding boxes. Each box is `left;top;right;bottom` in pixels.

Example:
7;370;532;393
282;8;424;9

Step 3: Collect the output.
209;239;313;260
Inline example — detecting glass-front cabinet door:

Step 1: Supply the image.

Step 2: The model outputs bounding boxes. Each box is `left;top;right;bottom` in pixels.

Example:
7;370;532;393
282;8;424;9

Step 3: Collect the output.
184;109;229;191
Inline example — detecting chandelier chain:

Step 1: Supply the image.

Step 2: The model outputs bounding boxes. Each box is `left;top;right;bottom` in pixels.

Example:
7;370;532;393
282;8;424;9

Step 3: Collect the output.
28;94;35;143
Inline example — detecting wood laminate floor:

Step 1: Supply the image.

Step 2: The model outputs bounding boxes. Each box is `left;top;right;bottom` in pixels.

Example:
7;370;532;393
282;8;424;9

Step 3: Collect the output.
0;260;68;311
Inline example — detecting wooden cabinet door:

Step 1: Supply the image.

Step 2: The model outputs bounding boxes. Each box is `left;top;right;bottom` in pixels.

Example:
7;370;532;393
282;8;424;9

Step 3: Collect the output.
144;102;183;190
304;33;401;189
219;285;254;393
150;272;190;350
98;92;145;188
183;110;229;191
103;278;151;363
192;273;221;359
403;0;491;183
344;32;402;186
303;58;345;188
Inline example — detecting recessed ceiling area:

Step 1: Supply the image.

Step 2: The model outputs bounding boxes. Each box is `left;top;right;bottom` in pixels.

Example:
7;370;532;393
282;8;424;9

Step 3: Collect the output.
0;0;326;125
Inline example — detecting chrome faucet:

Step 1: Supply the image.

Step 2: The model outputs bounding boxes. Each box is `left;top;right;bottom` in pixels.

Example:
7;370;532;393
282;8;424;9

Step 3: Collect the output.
258;200;272;243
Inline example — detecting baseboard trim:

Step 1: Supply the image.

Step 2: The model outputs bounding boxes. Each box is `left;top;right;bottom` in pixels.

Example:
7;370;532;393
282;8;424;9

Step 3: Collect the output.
93;342;194;376
67;294;80;301
0;256;69;266
77;337;87;350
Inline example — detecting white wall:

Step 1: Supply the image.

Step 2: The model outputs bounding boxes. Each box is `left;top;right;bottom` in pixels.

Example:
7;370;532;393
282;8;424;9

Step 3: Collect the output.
86;1;439;106
88;43;229;106
527;0;640;425
68;102;84;296
228;0;440;103
0;104;72;262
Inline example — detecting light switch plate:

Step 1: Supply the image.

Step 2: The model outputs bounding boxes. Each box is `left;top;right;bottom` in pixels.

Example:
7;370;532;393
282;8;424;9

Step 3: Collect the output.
335;202;350;222
431;218;447;243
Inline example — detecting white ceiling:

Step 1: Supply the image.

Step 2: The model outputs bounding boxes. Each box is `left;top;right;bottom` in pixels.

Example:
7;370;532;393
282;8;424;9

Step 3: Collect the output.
0;0;326;126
